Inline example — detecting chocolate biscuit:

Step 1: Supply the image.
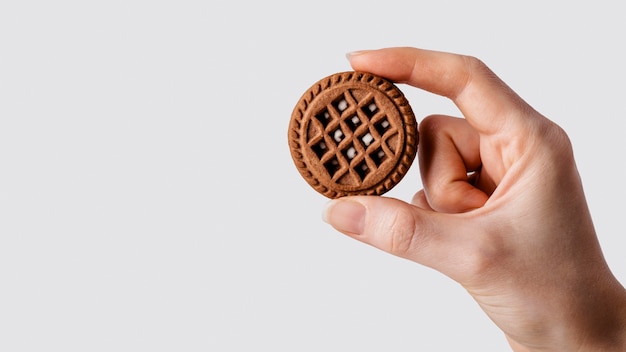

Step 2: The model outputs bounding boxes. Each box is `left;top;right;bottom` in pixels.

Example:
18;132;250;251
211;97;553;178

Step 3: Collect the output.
289;71;418;199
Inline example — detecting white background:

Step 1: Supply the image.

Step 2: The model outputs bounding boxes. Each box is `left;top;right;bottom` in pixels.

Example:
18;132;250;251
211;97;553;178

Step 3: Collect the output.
1;1;625;351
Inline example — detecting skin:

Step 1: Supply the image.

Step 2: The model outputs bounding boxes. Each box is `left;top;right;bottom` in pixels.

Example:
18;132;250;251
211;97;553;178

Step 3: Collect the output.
322;47;626;351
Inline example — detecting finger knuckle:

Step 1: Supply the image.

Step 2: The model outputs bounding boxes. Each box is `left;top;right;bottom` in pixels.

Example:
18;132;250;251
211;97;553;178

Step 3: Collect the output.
383;207;420;258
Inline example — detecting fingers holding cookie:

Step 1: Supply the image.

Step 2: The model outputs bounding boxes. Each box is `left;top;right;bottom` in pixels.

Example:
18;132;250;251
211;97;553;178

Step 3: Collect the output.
346;47;537;137
347;47;542;191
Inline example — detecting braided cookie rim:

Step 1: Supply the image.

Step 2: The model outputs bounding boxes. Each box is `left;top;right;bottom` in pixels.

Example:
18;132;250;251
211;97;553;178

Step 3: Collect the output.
288;71;418;199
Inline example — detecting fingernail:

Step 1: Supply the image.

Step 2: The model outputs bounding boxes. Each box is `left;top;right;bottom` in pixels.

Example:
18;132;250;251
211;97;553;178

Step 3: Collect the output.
345;50;371;61
322;199;365;235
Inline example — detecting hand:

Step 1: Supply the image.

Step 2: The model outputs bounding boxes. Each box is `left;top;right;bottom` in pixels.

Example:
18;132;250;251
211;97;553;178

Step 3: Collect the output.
322;47;626;351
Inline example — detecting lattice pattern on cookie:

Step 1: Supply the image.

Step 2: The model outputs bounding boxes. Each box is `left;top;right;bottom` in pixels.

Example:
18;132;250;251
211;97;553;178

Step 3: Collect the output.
289;71;417;198
307;90;399;186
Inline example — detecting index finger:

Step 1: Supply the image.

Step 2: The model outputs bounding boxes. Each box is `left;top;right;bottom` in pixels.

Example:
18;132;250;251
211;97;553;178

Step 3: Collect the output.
347;47;537;135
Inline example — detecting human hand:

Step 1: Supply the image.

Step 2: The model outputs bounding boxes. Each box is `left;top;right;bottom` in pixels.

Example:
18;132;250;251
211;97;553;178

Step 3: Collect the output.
322;47;626;351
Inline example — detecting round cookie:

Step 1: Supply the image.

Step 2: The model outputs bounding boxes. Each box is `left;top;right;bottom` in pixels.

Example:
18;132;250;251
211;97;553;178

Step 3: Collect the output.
288;71;418;198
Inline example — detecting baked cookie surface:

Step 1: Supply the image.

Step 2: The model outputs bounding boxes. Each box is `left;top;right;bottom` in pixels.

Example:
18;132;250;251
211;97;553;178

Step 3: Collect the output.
289;71;418;199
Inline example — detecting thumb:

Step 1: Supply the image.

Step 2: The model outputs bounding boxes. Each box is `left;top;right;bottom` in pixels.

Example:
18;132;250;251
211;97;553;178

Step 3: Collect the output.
323;196;464;272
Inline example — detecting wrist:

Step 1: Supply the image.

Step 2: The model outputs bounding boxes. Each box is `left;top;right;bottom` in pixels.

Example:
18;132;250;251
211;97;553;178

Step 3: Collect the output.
507;275;626;352
574;280;626;352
